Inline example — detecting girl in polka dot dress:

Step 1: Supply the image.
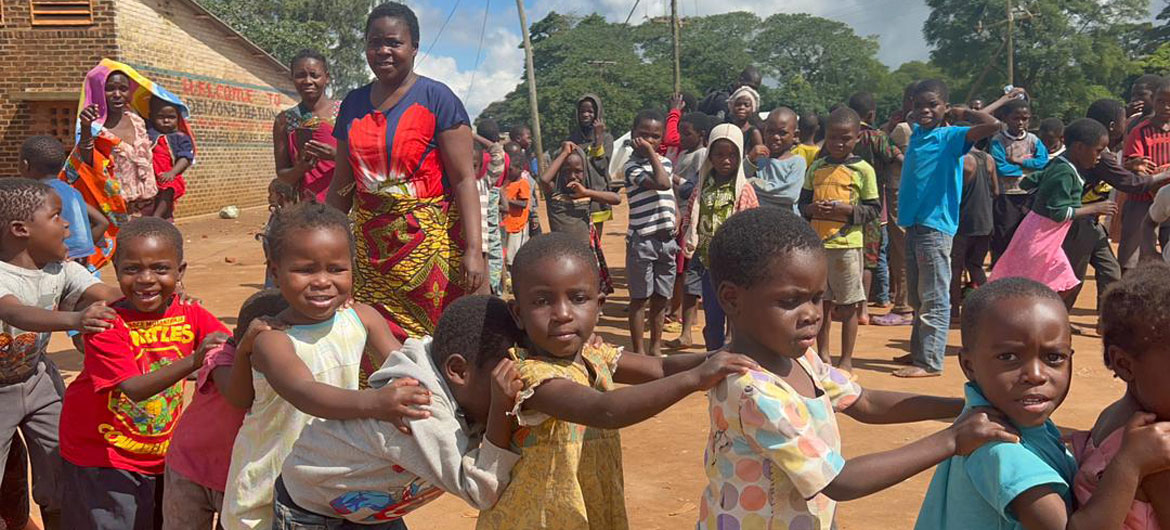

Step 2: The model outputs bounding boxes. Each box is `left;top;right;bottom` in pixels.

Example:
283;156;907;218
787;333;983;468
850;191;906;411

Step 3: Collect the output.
697;208;1019;530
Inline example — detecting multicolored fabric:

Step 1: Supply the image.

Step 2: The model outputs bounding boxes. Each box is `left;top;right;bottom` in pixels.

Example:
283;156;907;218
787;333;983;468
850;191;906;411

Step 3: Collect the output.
148;130;193;200
334;77;471;342
63;59;193;267
283;101;341;203
863;219;883;269
1123;118;1170;202
803;157;880;249
1070;428;1158;530
476;344;627;530
696;177;736;266
591;224;615;295
699;350;861;530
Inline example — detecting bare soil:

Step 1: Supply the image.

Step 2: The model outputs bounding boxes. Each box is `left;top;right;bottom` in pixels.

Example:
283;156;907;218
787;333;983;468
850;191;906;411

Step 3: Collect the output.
33;203;1120;529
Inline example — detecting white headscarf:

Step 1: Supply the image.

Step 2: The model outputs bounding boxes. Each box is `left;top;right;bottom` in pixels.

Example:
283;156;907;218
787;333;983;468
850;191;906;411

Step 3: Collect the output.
683;123;749;258
727;85;760;116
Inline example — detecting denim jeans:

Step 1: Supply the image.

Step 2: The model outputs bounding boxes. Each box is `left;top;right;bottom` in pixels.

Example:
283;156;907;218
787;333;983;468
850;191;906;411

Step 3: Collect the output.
905;225;953;373
874;224;891;305
273;477;407;530
700;266;726;351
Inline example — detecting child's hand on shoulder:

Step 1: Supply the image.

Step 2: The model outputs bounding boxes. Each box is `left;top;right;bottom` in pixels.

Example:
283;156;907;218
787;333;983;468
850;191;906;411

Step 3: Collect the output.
690;351;759;390
490;358;523;411
374;378;432;434
1117;412;1170;477
949;407;1020;456
238;317;286;358
75;301;116;333
193;332;230;369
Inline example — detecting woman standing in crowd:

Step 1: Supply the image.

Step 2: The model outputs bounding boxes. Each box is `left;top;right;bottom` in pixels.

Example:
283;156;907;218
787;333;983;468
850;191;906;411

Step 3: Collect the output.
273;49;340;203
326;2;485;343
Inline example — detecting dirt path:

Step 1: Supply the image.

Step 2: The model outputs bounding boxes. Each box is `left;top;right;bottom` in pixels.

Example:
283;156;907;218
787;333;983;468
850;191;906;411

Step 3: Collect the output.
39;203;1120;529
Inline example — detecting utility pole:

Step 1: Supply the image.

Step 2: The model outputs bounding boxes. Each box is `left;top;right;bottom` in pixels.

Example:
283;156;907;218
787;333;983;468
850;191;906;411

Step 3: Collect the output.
515;0;546;174
671;0;681;94
1006;0;1014;86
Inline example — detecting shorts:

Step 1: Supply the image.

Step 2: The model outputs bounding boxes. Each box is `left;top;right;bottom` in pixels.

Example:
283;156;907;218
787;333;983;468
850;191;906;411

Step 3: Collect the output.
61;460;163;530
504;230;529;267
684;258;705;297
826;248;866;305
626;231;678;300
161;466;223;530
863;220;883;270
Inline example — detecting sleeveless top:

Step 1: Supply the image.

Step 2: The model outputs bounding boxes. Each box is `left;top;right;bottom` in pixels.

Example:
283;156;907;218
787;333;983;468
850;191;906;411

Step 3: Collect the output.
959;152;995;237
221;308;367;530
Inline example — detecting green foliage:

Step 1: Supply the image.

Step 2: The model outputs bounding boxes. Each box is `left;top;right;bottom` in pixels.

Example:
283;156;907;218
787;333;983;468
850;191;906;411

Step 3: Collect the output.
200;0;378;93
1141;42;1170;75
481;11;890;151
923;0;1148;120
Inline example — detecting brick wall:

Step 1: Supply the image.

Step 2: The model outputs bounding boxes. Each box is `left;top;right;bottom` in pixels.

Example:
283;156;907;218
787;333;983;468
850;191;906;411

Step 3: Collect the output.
0;0;118;174
115;0;295;217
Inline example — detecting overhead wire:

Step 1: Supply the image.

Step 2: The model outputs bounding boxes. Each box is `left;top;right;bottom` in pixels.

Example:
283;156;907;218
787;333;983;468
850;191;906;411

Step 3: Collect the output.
465;0;492;99
418;0;463;66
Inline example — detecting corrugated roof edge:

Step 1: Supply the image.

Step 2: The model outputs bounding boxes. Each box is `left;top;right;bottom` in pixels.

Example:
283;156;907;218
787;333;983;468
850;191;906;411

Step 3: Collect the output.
179;0;291;75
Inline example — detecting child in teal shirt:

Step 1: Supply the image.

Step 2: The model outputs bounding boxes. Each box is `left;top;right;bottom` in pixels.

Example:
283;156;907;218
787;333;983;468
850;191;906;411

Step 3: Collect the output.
915;277;1170;529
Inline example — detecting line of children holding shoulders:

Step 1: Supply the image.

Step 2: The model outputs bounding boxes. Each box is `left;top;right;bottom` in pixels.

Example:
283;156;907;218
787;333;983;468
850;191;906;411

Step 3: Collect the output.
5;78;1170;530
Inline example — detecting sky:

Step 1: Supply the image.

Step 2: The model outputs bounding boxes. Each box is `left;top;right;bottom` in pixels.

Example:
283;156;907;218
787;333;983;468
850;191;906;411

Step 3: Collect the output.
406;0;1159;119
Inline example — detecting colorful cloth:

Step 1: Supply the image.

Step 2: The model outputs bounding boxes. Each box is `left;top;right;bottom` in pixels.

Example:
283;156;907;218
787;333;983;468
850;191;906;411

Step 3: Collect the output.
502;178;531;234
476;344;627;530
682;123;760;261
590;224;615;295
1123;118;1170;202
222;308;367;530
624;154;677;237
792;144;820;167
334;77;471;342
698;349;861;530
59;296;228;475
1070;428;1159;530
283;101;340;203
696;177;736;266
63;59;193;267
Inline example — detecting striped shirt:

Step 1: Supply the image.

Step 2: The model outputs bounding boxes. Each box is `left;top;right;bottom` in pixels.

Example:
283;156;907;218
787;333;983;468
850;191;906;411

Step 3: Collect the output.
1124;118;1170;202
624;155;677;237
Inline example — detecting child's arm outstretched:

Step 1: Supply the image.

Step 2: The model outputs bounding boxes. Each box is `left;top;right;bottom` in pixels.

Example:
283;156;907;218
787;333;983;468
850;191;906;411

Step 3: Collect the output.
117;332;228;401
819;408;1019;501
957;88;1024;144
0;295;115;334
522;351;757;430
251;329;431;433
842;388;964;424
1011;413;1170;530
353;303;404;370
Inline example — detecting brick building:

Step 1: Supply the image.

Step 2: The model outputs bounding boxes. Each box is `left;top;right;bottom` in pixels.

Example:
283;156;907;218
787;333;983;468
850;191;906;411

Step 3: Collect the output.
0;0;297;217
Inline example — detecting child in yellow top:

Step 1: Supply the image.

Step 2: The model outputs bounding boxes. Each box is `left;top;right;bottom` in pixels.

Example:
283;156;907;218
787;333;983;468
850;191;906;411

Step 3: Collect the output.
475;233;757;529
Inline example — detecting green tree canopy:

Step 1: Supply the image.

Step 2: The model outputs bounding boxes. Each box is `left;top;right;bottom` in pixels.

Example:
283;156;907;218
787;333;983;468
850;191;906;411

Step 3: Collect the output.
923;0;1148;119
201;0;377;93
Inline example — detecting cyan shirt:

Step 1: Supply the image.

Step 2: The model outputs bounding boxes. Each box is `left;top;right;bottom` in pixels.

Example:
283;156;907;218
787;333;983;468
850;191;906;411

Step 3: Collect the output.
914;383;1076;530
752;155;807;215
897;125;972;235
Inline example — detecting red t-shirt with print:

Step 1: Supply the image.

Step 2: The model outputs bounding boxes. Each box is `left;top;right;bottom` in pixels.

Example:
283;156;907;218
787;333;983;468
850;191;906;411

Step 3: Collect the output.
60;295;228;475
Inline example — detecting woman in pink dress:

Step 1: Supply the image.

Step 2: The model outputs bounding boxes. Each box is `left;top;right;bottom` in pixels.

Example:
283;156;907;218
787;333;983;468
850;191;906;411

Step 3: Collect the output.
273;49;340;203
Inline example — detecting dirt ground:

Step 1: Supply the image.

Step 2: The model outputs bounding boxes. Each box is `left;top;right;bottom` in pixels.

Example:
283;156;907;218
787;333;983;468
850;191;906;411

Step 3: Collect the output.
34;202;1122;529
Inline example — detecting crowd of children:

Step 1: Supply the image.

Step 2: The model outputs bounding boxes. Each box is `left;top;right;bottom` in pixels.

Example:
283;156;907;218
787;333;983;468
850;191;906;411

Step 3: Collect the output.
4;26;1170;530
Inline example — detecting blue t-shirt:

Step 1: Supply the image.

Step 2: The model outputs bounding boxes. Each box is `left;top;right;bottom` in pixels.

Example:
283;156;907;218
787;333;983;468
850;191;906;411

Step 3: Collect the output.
897;125;973;235
914;383;1076;530
44;179;94;260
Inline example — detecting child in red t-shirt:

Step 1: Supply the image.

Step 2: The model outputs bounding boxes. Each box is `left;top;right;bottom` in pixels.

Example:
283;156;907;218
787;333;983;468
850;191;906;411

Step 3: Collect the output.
148;97;195;221
59;217;228;530
502;143;531;269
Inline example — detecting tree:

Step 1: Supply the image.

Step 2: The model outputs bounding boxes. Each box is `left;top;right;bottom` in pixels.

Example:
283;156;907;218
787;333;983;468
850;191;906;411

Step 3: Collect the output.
201;0;378;93
923;0;1147;119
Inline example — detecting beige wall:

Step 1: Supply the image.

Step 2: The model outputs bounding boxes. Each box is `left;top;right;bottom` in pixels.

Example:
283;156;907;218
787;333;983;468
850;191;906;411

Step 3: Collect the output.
115;0;296;217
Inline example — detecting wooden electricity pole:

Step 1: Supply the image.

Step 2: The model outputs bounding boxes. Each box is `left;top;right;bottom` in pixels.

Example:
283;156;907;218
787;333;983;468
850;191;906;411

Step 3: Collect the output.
671;0;681;94
1006;0;1015;86
515;0;547;174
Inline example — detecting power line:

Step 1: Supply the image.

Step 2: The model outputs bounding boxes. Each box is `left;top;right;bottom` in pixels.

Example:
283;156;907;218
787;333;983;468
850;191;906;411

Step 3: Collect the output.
465;0;491;99
418;0;462;66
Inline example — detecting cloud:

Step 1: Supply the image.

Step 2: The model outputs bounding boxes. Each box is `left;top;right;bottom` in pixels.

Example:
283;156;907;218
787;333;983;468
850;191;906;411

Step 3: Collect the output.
411;0;937;119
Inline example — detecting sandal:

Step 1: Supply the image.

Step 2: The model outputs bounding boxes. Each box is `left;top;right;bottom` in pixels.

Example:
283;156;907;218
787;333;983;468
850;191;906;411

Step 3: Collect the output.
892;366;942;378
872;313;913;326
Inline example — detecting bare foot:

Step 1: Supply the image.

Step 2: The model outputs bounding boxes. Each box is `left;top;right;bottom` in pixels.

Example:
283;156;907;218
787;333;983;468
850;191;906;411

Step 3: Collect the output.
836;361;854;375
892;366;942;378
649;345;665;357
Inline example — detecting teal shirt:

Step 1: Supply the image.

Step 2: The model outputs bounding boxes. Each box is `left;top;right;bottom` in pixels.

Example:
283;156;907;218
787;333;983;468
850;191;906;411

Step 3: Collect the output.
914;383;1076;530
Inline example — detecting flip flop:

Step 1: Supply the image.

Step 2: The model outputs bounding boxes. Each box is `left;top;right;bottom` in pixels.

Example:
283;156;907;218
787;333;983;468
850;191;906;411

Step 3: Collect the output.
663;321;683;334
872;313;913;326
893;367;942;378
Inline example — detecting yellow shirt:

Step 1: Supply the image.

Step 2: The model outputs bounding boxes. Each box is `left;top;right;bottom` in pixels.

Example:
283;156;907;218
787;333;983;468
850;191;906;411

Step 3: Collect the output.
792;144;821;167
